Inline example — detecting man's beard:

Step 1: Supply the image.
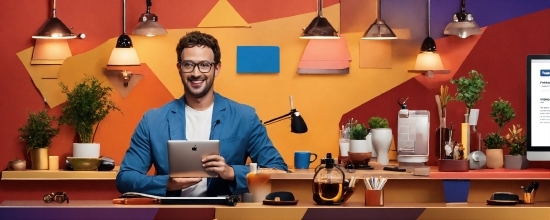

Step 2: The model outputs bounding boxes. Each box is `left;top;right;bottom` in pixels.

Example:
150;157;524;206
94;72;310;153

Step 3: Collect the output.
182;75;214;99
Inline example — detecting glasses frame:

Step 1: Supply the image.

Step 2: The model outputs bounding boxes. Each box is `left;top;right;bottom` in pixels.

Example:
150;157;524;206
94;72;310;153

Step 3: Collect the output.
43;192;70;204
178;61;217;73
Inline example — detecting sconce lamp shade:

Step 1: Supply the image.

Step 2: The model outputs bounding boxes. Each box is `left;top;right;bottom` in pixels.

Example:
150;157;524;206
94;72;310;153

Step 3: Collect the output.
33;17;76;39
414;52;444;71
108;34;140;65
362;18;397;40
443;0;481;38
108;48;140;66
420;36;437;52
133;0;166;36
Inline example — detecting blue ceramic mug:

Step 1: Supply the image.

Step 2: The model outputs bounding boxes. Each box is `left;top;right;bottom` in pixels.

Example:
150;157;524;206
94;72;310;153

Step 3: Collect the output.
294;151;318;169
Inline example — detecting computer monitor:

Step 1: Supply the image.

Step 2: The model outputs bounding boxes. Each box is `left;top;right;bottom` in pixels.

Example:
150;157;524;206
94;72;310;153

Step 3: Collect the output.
526;54;550;161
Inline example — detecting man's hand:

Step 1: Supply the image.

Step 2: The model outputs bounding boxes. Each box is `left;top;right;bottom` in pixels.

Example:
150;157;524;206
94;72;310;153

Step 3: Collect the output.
202;155;235;181
167;178;202;191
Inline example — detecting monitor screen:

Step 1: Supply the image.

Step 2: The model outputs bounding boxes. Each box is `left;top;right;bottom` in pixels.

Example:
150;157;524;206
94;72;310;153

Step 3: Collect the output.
527;54;550;161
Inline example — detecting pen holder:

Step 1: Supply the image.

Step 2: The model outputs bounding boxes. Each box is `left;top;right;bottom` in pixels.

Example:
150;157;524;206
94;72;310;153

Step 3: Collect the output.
523;192;535;204
365;190;384;206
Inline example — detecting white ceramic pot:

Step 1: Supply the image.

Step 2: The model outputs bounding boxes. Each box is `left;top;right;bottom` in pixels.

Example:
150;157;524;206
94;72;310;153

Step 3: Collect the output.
73;143;100;158
350;139;369;152
371;128;392;165
366;133;376;157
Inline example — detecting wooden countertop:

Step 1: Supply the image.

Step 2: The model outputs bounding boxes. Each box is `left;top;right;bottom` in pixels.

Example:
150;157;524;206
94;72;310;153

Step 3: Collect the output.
1;167;119;180
271;162;550;180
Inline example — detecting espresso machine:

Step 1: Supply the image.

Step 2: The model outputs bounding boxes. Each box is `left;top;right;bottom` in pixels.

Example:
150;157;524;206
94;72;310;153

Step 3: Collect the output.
396;98;430;166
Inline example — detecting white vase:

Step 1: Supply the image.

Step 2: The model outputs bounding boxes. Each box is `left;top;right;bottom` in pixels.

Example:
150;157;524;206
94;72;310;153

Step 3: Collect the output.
73;143;100;158
350;139;369;153
371;128;392;165
366;133;376;157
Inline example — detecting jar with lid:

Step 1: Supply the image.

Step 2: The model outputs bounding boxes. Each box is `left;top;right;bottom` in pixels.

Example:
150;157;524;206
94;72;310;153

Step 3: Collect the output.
312;153;345;205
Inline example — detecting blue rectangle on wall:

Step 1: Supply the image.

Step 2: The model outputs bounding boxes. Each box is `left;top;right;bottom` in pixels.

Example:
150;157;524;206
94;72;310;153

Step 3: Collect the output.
237;46;280;74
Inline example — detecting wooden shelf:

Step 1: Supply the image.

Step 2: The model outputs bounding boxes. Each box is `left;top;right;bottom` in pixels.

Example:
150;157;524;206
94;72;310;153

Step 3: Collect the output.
1;167;119;180
271;163;550;180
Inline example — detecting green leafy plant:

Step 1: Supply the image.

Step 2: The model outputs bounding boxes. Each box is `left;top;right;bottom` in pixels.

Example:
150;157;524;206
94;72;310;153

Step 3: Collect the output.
489;98;516;134
483;132;505;149
60;76;121;143
505;124;527;156
349;121;368;140
18;110;60;149
450;70;487;115
368;117;389;129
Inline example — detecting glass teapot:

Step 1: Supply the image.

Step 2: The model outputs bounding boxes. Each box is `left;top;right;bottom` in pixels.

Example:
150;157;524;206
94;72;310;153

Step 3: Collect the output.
312;153;345;205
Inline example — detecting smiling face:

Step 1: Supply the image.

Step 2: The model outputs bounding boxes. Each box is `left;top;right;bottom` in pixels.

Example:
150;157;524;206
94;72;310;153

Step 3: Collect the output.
177;46;220;99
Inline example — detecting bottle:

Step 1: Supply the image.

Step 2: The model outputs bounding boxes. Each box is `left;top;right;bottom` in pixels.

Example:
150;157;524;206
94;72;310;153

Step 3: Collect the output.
312;153;345;205
246;163;271;202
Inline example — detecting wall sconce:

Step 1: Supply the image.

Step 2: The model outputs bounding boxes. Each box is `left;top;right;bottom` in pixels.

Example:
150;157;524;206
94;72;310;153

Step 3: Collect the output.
263;96;308;134
133;0;167;36
108;0;140;87
408;0;449;78
300;0;339;39
31;0;84;65
443;0;481;38
361;0;397;40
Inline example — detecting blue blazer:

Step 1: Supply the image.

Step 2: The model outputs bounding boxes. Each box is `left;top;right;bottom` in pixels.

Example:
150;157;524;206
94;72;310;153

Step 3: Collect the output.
116;92;288;197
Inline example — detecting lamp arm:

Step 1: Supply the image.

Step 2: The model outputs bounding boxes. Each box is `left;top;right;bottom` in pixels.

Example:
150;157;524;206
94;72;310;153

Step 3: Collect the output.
263;109;296;125
146;0;152;13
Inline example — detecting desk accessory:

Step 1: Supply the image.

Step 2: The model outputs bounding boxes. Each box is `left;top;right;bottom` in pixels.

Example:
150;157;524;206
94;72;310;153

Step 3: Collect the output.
263;191;298;205
312;153;345;205
364;176;387;206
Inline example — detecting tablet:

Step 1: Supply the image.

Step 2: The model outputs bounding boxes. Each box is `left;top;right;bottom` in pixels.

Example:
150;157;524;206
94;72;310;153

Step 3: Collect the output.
167;140;220;178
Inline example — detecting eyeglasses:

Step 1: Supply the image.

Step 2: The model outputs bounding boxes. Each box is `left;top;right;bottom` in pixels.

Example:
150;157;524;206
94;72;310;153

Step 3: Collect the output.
43;192;69;204
179;61;216;73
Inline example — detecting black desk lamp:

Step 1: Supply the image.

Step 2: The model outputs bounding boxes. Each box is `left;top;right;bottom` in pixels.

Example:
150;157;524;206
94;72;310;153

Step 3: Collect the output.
263;96;308;133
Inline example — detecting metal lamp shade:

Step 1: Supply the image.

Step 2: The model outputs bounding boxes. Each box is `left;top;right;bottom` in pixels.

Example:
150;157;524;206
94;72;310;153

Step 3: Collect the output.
444;20;481;38
32;17;76;39
300;16;339;39
133;20;167;36
361;18;397;40
290;112;308;133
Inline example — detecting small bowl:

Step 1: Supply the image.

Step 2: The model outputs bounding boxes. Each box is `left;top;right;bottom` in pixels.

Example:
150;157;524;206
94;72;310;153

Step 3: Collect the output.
348;151;372;164
67;157;101;171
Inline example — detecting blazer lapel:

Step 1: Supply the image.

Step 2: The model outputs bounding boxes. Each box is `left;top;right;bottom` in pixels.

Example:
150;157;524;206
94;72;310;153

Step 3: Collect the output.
168;97;186;140
210;93;227;140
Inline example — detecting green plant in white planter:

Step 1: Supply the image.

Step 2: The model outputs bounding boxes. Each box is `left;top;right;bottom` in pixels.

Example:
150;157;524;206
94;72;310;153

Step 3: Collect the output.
368;117;392;165
18;109;60;169
504;124;529;169
349;121;369;153
60;76;121;158
483;98;516;169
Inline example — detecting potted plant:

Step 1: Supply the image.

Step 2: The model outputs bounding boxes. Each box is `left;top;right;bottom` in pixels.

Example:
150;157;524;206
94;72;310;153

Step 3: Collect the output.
450;70;487;116
368;117;391;165
504;124;529;169
483;98;516;169
450;70;487;159
60;76;121;158
349;121;369;153
18;109;60;170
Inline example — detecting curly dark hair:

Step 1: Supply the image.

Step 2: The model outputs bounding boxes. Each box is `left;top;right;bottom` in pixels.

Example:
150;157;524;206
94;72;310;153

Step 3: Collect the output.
176;31;221;64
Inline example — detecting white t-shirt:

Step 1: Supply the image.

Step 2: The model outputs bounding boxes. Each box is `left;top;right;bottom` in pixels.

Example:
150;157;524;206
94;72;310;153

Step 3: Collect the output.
180;103;213;197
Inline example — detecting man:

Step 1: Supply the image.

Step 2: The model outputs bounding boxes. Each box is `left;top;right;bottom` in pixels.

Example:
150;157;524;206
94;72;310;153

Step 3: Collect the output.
116;31;288;197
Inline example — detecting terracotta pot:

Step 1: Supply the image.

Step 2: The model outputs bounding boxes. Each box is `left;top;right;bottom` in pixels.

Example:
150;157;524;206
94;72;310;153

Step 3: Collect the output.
29;148;49;170
485;149;504;169
504;155;529;170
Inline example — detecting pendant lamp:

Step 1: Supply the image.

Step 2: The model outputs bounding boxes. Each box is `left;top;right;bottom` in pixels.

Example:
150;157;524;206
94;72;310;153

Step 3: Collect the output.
133;0;167;36
408;0;449;78
108;0;140;66
300;0;339;39
443;0;481;38
33;0;75;39
361;0;397;40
